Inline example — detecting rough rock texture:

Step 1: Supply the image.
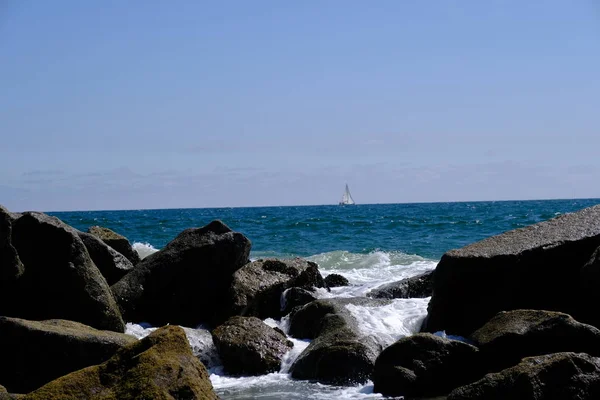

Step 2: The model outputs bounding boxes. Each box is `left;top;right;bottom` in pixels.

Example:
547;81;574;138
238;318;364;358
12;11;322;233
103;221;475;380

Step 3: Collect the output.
78;231;134;285
22;325;218;400
88;225;141;265
368;271;433;299
281;287;317;316
448;352;600;400
0;317;137;394
290;297;389;385
423;205;600;336
229;258;326;320
469;309;600;372
212;316;293;375
0;212;125;332
373;333;481;398
324;273;349;288
112;220;251;327
580;246;600;328
0;206;23;283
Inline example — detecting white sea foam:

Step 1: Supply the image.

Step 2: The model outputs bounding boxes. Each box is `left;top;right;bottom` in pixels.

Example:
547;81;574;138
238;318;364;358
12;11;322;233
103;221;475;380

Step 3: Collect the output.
345;298;430;348
308;250;436;298
132;242;159;259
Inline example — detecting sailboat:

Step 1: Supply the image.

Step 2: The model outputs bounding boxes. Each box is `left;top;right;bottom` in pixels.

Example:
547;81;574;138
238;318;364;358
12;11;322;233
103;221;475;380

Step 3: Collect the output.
339;184;356;205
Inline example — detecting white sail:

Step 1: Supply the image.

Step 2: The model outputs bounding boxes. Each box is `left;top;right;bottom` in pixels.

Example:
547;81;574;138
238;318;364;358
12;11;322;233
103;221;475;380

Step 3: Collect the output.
339;184;355;205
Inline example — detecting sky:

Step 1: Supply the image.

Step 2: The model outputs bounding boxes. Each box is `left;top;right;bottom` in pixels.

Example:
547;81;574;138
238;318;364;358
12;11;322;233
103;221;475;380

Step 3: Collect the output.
1;1;599;211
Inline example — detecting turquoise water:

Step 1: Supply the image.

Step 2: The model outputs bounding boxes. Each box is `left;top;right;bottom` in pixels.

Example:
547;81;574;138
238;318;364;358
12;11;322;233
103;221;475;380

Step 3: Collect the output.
50;198;600;399
52;198;600;260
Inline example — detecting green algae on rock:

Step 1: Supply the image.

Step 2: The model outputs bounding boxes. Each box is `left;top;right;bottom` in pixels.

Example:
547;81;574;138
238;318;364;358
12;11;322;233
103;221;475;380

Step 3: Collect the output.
23;325;218;400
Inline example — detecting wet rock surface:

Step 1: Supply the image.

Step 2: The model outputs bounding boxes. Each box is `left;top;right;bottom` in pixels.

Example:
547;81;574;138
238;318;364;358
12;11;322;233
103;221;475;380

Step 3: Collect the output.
373;333;481;398
212;316;293;375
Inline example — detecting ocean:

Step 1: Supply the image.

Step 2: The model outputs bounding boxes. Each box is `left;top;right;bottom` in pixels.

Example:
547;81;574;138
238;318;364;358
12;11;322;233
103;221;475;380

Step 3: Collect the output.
51;198;600;399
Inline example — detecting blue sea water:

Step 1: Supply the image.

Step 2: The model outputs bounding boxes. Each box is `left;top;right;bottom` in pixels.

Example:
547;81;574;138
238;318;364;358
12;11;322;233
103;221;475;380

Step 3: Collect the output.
52;198;600;260
50;198;600;399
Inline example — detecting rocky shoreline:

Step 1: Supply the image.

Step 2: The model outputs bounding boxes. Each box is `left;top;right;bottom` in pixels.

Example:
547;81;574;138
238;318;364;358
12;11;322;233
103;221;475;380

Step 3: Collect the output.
2;203;600;399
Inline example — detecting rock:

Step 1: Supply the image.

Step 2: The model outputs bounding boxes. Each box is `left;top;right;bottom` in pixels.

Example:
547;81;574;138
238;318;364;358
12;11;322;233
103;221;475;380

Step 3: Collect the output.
324;273;349;288
423;205;600;336
88;225;141;265
229;258;326;319
368;271;433;299
212;316;293;375
373;333;481;398
22;325;218;400
289;297;389;385
281;287;317;316
448;352;600;400
0;317;137;394
580;246;600;328
77;231;134;285
0;206;23;283
111;220;251;327
1;212;125;332
469;309;600;372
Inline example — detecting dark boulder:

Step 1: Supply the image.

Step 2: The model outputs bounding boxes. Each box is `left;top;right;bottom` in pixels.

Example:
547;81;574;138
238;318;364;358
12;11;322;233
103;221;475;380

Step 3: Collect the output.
0;317;137;394
281;287;317;316
423;205;600;336
580;246;600;328
368;271;433;299
212;316;293;375
1;212;125;332
229;258;326;319
0;206;23;283
324;273;349;288
111;220;251;327
290;297;389;385
77;231;134;285
88;225;141;265
448;352;600;400
373;333;480;398
22;325;218;400
469;309;600;373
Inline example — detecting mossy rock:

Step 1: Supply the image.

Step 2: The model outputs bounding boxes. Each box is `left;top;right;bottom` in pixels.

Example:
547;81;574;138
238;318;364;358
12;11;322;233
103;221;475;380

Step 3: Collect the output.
23;325;218;400
88;225;141;265
0;317;137;394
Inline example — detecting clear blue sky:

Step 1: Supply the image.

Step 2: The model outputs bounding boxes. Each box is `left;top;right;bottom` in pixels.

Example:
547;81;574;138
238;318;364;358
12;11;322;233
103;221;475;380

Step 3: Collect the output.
1;1;599;211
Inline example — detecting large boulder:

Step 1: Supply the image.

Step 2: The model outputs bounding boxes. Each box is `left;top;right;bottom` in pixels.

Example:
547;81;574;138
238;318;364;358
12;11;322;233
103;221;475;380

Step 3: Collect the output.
0;317;137;394
289;297;389;385
22;325;218;400
448;352;600;400
469;309;600;372
229;258;326;319
111;220;251;327
373;333;480;398
368;271;433;299
0;212;125;332
77;231;134;285
88;225;141;265
212;316;293;375
0;206;23;283
580;246;600;328
423;205;600;336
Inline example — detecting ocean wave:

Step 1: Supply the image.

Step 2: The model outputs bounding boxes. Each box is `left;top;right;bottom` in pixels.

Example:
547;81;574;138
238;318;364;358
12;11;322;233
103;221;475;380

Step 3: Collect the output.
132;242;159;259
